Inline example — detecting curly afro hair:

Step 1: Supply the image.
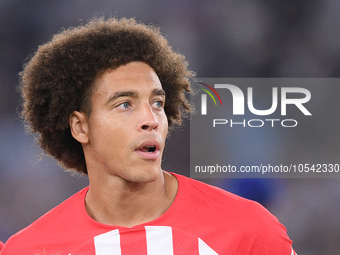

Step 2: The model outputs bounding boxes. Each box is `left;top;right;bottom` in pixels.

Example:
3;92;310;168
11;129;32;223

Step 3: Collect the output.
20;17;194;174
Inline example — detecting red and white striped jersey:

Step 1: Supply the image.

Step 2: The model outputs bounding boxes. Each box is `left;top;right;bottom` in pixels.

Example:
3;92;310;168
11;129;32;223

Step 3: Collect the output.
1;173;296;255
70;226;218;255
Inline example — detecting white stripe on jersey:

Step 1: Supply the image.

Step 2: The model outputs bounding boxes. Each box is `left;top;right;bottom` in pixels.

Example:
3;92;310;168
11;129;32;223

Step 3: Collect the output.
145;226;173;255
94;229;121;255
199;238;219;255
91;226;219;255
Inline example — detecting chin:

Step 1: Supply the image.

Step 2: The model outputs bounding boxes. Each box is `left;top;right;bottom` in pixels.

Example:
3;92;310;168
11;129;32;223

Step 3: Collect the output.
130;166;162;183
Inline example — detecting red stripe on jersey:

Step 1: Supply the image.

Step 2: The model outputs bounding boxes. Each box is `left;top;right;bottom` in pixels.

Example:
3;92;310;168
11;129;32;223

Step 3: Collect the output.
172;227;199;255
120;228;147;255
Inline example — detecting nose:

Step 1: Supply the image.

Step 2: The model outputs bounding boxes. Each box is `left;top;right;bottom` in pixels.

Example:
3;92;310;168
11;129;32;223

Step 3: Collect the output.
137;104;159;132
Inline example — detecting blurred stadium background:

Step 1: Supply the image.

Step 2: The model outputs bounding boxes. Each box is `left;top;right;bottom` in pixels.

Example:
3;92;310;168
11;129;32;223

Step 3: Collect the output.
1;1;340;254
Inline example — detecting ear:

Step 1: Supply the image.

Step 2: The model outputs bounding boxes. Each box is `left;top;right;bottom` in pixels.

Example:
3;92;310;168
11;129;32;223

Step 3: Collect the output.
69;111;89;144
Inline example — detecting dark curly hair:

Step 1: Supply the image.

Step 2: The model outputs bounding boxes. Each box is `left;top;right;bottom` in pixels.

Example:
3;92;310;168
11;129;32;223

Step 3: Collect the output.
20;17;194;174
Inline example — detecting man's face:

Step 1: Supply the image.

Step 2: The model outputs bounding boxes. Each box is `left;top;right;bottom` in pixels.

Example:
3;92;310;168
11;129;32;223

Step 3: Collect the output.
82;62;168;183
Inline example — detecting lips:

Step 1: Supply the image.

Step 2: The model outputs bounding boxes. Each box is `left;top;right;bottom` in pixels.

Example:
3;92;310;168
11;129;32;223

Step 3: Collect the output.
135;140;161;160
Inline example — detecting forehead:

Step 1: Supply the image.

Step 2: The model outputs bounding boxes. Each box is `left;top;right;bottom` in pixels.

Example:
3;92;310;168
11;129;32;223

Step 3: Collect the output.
93;62;162;94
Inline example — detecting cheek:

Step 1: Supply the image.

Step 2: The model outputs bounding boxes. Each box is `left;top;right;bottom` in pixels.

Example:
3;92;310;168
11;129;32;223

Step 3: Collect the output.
89;117;121;143
160;115;169;136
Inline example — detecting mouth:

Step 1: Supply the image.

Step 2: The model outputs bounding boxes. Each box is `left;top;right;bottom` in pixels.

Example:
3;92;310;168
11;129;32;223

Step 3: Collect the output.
135;140;161;160
139;145;157;153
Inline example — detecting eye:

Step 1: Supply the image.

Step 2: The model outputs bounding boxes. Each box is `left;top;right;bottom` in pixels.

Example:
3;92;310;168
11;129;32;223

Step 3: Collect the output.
153;100;164;108
116;102;131;109
155;101;162;107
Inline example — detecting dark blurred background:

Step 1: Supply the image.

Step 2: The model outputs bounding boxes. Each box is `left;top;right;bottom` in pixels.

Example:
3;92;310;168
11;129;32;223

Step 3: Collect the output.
1;1;340;254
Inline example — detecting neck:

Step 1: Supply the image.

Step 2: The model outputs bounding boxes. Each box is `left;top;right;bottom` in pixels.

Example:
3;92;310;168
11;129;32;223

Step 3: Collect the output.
85;171;178;227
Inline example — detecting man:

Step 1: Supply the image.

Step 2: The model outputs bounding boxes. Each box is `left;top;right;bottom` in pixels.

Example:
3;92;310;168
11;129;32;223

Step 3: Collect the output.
1;18;296;254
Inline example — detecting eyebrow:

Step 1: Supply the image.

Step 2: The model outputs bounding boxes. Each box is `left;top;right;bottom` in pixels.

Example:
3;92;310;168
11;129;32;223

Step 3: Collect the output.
152;88;166;97
105;88;165;105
